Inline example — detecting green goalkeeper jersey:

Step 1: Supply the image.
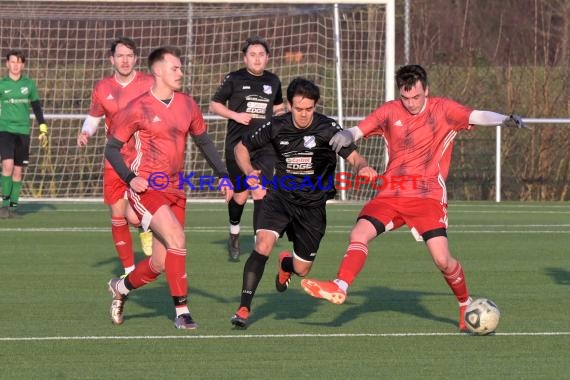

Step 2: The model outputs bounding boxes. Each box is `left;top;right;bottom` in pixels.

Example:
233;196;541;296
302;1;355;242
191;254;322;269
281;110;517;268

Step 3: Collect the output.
0;75;40;135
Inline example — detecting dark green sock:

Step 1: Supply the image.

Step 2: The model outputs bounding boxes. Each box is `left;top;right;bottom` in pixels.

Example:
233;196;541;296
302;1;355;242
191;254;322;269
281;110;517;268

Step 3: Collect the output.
1;175;12;208
10;181;22;207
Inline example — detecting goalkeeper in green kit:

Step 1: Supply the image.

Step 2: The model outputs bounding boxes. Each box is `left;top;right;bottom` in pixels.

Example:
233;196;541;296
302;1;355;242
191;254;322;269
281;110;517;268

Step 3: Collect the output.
0;50;48;218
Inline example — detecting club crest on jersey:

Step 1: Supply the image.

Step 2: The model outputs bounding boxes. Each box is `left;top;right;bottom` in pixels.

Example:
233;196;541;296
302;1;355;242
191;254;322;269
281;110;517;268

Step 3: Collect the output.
263;85;272;95
303;135;316;149
21;87;29;95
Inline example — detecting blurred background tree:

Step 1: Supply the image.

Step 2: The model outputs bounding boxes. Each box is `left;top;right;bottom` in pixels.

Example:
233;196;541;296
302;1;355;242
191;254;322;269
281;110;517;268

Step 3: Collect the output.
396;0;569;200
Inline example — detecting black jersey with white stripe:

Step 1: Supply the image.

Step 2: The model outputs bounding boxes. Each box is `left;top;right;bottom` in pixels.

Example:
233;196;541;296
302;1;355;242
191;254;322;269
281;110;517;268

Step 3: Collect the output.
211;68;283;156
242;112;357;207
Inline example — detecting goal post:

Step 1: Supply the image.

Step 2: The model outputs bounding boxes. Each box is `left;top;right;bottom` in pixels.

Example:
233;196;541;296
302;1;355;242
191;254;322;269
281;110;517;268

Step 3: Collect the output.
0;0;395;201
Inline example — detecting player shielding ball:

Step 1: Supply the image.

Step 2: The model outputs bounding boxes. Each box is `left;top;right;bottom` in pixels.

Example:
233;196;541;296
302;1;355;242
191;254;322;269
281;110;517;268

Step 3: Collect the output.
230;77;376;328
301;64;527;332
105;46;232;329
77;37;155;275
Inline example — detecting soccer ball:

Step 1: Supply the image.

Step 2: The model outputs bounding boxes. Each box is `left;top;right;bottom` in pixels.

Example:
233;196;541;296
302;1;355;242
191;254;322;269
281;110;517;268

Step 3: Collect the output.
464;298;501;335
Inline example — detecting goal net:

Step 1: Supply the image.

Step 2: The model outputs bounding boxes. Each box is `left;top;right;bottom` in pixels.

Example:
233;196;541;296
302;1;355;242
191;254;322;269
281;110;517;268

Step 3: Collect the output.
0;0;394;201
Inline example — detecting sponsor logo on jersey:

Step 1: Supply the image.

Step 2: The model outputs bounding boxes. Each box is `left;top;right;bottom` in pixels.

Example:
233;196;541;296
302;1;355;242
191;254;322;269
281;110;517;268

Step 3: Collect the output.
246;101;267;115
303;135;316;149
286;156;313;172
263;85;272;95
3;89;11;94
279;141;289;145
394;119;403;127
106;94;115;100
242;85;251;90
286;157;311;164
152;115;161;123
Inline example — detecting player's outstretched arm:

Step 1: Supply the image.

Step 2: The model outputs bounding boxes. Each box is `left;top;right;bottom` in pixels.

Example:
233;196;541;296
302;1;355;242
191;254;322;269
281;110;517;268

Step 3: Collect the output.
469;110;528;129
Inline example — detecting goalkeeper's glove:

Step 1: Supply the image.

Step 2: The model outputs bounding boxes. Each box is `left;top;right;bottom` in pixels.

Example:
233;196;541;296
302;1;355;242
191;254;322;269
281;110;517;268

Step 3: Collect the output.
38;123;49;148
501;114;528;129
329;129;355;153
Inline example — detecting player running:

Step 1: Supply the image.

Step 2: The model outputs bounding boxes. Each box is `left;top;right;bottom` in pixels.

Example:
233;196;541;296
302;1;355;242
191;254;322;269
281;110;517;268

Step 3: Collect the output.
301;64;527;332
230;77;375;328
77;37;154;275
105;46;232;329
210;36;285;261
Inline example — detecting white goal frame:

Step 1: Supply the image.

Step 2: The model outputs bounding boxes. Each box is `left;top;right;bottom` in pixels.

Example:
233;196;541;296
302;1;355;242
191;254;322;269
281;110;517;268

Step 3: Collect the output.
3;0;395;202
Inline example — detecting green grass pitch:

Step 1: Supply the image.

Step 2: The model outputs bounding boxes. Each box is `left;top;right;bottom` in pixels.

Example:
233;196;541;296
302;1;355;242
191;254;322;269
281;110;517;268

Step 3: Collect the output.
1;201;569;379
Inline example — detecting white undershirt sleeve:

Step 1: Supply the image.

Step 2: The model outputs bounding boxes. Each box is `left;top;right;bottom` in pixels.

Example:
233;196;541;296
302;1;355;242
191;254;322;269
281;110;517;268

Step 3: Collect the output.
81;115;103;136
468;110;508;126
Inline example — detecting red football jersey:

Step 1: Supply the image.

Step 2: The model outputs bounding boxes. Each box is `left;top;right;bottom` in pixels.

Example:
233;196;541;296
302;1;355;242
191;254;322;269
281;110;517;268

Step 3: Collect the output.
111;91;207;196
88;71;154;167
358;97;473;203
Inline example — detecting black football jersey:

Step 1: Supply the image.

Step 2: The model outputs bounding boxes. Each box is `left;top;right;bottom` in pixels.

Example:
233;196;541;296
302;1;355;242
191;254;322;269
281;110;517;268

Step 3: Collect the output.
211;68;283;155
242;112;357;206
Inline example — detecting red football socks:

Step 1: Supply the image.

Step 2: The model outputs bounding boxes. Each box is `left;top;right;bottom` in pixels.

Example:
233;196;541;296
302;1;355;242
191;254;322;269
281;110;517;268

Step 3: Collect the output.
337;241;369;286
442;261;469;303
111;217;134;269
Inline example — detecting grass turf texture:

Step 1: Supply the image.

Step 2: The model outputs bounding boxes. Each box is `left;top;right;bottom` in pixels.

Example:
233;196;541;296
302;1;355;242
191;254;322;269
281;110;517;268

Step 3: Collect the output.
1;201;569;378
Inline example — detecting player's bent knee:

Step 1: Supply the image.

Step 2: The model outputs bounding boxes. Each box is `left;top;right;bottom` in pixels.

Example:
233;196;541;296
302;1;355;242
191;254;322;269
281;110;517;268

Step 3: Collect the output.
352;216;384;241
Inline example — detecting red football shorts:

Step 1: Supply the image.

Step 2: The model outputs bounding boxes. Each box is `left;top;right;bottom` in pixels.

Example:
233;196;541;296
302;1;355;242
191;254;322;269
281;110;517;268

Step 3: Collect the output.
359;197;448;235
103;167;128;205
127;189;186;231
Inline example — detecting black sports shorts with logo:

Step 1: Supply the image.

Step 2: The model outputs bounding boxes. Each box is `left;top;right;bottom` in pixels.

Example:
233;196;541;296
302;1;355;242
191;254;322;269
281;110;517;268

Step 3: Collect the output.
256;192;326;262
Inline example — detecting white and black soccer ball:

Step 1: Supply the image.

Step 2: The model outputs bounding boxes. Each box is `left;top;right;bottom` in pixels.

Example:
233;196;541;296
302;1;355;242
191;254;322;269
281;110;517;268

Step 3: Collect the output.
464;298;501;335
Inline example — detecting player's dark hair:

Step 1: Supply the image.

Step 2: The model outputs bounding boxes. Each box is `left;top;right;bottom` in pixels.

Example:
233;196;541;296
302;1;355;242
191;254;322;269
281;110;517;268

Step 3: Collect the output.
6;49;26;63
147;46;182;70
286;77;320;104
396;64;428;91
242;36;270;55
110;36;138;56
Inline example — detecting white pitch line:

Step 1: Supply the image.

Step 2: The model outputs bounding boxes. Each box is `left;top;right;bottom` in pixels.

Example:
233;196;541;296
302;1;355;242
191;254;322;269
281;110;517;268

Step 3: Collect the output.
1;227;569;234
1;331;570;341
36;208;570;214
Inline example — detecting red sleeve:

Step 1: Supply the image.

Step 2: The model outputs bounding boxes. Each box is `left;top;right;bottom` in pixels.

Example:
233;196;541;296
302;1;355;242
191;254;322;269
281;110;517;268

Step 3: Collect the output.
188;96;207;136
88;81;106;117
441;98;473;132
110;106;139;143
358;103;391;137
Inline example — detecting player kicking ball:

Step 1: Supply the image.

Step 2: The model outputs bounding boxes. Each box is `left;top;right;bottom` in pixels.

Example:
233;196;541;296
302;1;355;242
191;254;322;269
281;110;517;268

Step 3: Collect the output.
301;64;527;332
